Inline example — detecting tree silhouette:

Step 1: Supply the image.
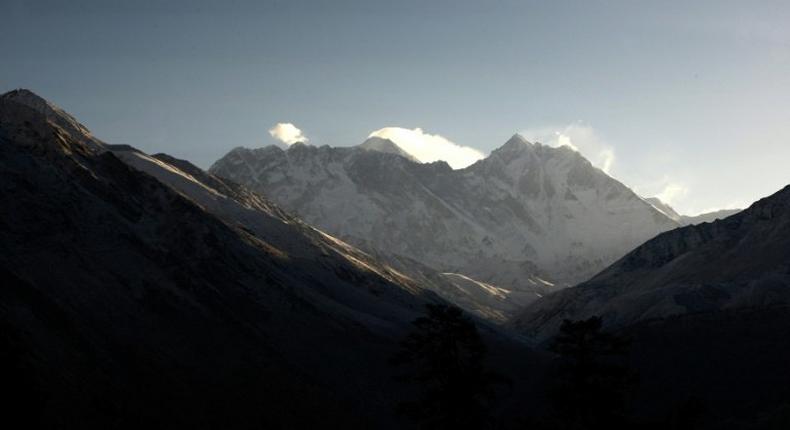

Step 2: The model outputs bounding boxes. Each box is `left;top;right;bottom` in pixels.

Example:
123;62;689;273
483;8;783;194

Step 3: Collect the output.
391;304;503;429
548;316;635;429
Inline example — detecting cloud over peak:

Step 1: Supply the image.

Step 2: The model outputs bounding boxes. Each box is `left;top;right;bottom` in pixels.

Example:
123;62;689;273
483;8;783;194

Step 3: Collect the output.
269;123;308;145
368;127;484;169
521;123;615;174
656;183;690;206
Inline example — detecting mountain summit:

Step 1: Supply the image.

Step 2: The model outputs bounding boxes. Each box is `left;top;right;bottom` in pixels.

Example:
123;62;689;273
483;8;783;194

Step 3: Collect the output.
500;133;531;149
357;136;420;162
1;88;103;150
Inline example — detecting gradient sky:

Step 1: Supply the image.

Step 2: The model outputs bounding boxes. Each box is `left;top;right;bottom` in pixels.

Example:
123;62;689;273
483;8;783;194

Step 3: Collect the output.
3;0;789;214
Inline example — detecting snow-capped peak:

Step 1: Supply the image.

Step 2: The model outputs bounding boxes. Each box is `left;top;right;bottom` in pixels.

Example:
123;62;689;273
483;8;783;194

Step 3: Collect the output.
501;133;531;149
357;136;420;162
211;132;679;295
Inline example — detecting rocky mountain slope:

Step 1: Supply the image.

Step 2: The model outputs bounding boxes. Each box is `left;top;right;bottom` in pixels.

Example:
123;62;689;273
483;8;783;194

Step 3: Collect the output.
513;184;790;341
513;183;790;425
1;89;501;427
210;135;679;313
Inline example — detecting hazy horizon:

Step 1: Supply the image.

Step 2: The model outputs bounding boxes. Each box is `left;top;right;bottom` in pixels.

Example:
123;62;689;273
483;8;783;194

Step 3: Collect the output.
3;0;789;215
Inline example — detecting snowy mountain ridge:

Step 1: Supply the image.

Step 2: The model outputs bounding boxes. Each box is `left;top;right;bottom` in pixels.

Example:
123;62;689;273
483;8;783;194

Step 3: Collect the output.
210;133;680;315
645;196;741;225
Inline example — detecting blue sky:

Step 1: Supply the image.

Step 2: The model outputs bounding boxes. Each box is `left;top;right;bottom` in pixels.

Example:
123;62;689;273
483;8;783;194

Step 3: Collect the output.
2;0;789;214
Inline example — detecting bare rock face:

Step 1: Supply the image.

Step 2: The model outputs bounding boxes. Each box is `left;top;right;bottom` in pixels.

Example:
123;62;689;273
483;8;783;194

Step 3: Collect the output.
210;133;679;315
1;88;104;150
512;184;790;341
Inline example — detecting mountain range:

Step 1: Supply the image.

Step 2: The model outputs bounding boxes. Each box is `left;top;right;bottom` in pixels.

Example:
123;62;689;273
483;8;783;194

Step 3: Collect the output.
207;116;790;425
3;88;788;428
1;89;538;427
210;135;680;317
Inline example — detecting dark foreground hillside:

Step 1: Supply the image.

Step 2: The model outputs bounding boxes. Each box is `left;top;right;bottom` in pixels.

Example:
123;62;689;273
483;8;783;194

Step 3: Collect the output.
624;307;790;428
0;90;547;428
513;177;790;428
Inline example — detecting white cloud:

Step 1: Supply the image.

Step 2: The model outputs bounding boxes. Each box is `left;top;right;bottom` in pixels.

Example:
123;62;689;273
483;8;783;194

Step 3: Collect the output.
368;127;485;169
656;183;690;206
556;133;578;151
597;148;615;175
268;122;308;145
631;175;692;212
520;123;616;174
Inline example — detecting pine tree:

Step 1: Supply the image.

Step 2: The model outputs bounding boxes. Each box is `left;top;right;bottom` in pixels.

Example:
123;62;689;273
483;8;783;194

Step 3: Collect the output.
391;304;503;429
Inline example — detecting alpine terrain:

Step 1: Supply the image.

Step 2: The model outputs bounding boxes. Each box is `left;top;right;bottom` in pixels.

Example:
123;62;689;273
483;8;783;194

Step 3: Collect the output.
0;89;540;428
511;184;790;423
210;135;680;315
514;184;790;340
